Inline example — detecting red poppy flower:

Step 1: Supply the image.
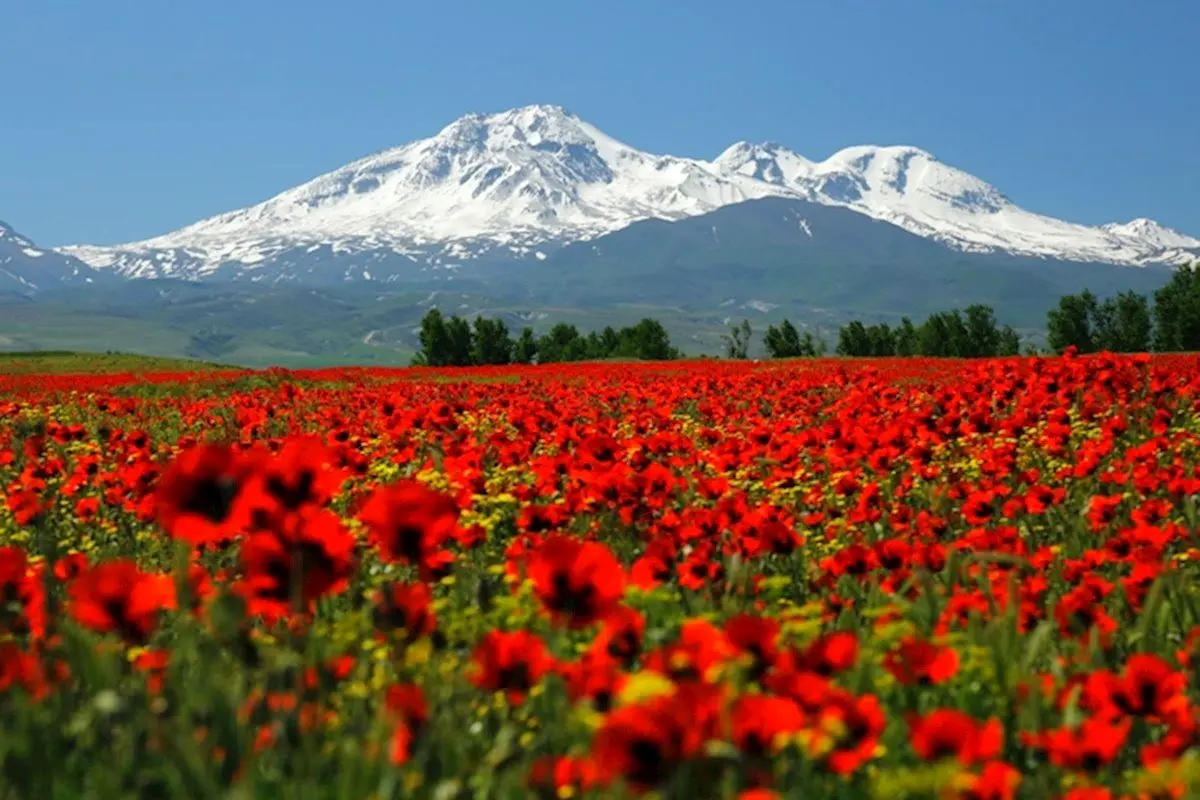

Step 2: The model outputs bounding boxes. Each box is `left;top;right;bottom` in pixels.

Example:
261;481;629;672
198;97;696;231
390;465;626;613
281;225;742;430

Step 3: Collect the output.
1109;653;1187;719
527;755;598;799
589;606;645;667
373;581;437;641
358;480;459;580
53;553;89;583
237;437;347;525
1022;716;1131;772
812;690;886;775
962;761;1021;800
154;443;258;546
798;631;859;676
527;535;626;629
884;636;959;686
907;709;1002;765
560;652;627;713
643;619;735;684
724;614;782;681
577;434;623;470
0;547;45;639
591;685;719;791
68;560;177;644
0;643;50;699
385;682;429;732
470;630;555;705
730;694;805;758
238;509;356;621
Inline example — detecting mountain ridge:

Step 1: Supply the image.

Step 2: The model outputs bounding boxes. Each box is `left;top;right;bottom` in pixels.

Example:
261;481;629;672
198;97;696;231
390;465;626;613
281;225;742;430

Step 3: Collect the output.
54;104;1199;283
0;219;110;294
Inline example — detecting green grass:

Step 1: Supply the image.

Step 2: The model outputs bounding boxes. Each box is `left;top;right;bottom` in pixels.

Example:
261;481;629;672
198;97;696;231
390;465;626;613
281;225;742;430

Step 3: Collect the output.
0;350;238;375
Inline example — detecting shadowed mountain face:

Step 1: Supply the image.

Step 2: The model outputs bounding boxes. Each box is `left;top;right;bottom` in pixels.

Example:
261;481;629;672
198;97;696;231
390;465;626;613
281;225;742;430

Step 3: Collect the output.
0;220;112;294
3;196;1176;368
510;197;1177;326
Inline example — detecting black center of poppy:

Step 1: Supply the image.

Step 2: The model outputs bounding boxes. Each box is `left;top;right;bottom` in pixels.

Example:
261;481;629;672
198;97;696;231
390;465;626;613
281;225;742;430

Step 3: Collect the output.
498;662;532;692
181;476;239;523
266;469;317;511
627;738;668;786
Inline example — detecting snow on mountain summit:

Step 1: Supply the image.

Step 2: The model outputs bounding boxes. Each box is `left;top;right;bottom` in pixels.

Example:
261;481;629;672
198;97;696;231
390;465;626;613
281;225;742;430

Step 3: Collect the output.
64;104;778;278
713;142;1199;266
60;105;1199;280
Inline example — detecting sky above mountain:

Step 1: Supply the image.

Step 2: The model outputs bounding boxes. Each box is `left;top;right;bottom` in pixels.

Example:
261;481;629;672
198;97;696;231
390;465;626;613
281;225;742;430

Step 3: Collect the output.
2;0;1197;247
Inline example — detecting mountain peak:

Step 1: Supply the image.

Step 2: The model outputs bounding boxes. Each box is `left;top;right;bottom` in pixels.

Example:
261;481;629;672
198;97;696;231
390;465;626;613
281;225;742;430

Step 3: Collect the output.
713;141;815;186
56;105;1200;279
1102;218;1200;251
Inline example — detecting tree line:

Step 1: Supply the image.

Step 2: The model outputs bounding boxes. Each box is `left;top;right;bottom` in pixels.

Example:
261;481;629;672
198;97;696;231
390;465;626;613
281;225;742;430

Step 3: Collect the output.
1046;263;1200;354
414;261;1200;365
723;319;825;359
412;309;680;366
833;305;1021;358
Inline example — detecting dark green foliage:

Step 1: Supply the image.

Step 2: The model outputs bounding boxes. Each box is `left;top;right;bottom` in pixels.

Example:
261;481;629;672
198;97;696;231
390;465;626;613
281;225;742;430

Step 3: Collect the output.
415;308;451;367
414;309;509;366
998;325;1022;356
536;323;588;364
444;316;474;367
537;318;681;363
963;305;1001;358
837;304;1021;358
1153;264;1200;352
1095;291;1152;352
894;318;918;357
415;310;683;366
1047;288;1154;354
471;316;513;366
723;320;753;359
1047;291;1098;354
763;319;823;358
917;311;968;357
512;327;538;364
620;318;681;361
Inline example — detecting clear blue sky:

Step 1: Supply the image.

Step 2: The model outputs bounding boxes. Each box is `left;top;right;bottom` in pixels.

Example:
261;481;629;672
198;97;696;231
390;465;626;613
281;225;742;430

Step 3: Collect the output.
2;0;1197;246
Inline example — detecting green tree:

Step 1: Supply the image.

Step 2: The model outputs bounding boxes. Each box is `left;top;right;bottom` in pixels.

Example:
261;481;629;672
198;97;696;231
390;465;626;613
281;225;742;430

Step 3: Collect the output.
894;317;918;357
599;326;622;357
512;327;538;364
471;316;513;365
1046;291;1098;354
619;318;680;360
1153;264;1200;352
963;305;1001;358
443;315;474;366
537;323;583;364
764;319;804;358
915;311;968;357
723;319;753;359
414;308;451;366
836;321;871;357
866;323;896;357
801;330;825;357
1094;291;1152;352
998;325;1021;356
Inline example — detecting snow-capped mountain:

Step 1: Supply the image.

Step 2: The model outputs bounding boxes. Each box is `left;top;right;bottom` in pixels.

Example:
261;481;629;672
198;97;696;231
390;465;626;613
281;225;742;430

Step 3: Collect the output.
712;142;1200;267
0;220;107;294
60;104;1199;281
62;105;780;281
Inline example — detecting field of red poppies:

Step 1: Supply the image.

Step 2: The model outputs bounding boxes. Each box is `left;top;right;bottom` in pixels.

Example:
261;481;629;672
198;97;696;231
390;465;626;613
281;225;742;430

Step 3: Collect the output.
1;353;1199;798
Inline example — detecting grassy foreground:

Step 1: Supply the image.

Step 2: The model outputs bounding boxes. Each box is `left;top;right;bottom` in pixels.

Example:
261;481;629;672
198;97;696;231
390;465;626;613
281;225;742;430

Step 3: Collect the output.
0;350;236;375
